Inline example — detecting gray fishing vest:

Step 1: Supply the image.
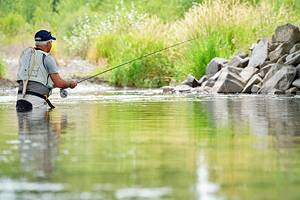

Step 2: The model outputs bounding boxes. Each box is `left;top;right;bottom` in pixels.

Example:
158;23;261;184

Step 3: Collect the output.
17;47;54;89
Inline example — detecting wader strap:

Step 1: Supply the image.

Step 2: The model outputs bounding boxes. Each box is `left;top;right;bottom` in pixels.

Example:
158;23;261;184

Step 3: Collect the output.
18;90;55;109
22;80;28;98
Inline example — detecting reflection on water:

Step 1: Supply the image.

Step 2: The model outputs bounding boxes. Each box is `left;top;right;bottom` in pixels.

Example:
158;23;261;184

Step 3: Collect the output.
198;95;300;200
204;96;300;136
17;109;61;177
196;152;223;200
0;95;299;200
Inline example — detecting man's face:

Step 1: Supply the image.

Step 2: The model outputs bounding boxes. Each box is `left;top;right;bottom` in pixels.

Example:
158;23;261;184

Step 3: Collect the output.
46;41;52;52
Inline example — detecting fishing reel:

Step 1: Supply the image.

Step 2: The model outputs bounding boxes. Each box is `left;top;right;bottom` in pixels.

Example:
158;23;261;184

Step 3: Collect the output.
60;89;68;98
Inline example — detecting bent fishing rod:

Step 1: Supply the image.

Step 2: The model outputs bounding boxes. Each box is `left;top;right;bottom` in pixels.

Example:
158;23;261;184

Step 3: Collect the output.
77;36;199;84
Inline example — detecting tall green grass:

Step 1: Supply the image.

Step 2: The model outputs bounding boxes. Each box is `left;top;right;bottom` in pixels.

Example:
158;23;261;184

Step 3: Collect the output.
171;0;299;79
93;34;174;87
68;0;300;86
176;32;235;80
0;13;27;36
87;0;205;21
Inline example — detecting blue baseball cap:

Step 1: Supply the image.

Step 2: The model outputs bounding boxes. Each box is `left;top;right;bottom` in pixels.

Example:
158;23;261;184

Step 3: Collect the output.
34;30;56;41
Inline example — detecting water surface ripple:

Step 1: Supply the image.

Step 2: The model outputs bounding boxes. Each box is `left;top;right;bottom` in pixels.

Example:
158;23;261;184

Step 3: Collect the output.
0;91;299;200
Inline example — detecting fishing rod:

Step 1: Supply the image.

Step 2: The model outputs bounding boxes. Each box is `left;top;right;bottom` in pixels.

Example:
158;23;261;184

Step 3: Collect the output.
60;36;198;98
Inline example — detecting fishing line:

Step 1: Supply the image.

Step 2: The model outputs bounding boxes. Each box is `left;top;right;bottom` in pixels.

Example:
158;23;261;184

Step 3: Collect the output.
77;36;199;84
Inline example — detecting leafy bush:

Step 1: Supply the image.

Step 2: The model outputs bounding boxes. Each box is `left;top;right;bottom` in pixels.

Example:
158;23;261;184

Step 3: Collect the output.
31;1;54;27
0;13;26;36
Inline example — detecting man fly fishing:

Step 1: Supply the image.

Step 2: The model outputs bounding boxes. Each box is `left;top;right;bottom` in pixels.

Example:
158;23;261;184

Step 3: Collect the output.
16;30;77;112
15;29;197;112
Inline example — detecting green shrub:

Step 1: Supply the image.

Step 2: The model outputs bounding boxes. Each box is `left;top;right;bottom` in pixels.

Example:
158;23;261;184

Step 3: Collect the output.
0;59;6;79
32;2;54;27
0;13;26;36
94;34;174;87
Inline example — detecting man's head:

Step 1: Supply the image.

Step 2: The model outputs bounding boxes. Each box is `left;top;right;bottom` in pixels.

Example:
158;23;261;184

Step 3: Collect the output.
34;30;56;53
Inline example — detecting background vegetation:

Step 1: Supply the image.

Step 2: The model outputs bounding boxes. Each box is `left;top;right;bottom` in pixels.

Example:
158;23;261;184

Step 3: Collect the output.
0;0;300;87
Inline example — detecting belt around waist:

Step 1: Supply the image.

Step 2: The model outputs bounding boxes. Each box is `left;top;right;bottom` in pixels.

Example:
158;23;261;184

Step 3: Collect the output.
17;90;55;109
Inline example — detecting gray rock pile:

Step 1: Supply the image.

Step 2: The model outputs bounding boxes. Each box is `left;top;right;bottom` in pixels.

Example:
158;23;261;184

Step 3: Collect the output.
164;23;300;95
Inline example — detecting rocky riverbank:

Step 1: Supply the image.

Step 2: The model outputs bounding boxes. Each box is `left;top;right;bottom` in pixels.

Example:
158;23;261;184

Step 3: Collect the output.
164;23;300;95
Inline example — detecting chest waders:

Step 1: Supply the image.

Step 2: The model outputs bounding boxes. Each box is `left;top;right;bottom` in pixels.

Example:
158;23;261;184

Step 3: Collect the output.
17;48;55;110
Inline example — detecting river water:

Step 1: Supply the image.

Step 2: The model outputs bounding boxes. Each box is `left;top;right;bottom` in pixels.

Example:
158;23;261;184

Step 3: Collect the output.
0;87;300;200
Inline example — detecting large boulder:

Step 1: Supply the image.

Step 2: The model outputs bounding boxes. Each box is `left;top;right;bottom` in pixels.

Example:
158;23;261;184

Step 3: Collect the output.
285;50;300;66
260;61;273;68
292;79;300;88
276;54;288;64
240;66;259;82
296;64;300;78
259;64;274;78
242;74;262;93
251;84;261;94
236;52;248;59
227;56;249;68
260;66;297;94
212;66;245;93
182;74;201;88
290;43;300;54
269;42;293;62
286;87;298;95
247;38;269;68
272;23;300;44
227;66;243;74
204;70;222;87
205;58;228;78
198;75;208;86
262;64;285;83
269;42;280;52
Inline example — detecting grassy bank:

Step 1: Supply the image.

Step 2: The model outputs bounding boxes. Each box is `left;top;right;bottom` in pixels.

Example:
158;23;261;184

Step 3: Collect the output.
0;0;299;87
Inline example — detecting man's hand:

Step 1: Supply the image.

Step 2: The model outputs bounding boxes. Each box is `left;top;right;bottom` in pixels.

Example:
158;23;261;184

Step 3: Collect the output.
69;80;77;89
50;73;78;89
